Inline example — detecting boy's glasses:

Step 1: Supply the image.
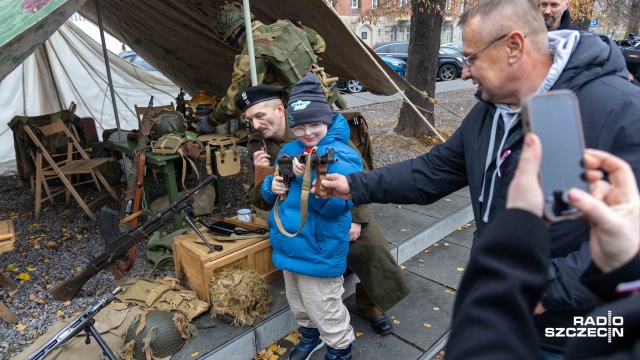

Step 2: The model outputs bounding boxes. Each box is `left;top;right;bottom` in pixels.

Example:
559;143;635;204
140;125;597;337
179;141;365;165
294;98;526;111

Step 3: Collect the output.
291;123;324;136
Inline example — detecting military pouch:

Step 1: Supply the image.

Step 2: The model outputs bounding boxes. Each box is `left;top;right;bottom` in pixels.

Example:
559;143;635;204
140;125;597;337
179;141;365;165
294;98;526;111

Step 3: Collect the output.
215;144;241;177
152;133;185;155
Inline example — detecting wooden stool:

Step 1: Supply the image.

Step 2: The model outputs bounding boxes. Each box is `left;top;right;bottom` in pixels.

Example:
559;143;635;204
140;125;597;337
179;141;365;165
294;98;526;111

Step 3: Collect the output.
0;220;19;324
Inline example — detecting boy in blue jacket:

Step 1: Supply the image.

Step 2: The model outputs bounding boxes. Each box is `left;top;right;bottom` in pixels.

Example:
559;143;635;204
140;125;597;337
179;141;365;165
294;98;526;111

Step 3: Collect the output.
261;72;362;360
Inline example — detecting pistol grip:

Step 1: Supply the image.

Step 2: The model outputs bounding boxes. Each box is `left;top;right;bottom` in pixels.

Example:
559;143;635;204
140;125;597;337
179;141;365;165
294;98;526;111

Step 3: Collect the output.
315;165;328;196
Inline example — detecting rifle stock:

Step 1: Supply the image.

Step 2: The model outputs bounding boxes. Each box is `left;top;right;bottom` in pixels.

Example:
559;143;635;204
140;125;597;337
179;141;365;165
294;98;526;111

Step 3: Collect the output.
50;176;217;301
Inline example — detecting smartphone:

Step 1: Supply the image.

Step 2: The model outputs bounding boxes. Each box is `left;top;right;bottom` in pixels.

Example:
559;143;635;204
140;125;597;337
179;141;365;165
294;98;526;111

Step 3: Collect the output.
521;90;589;222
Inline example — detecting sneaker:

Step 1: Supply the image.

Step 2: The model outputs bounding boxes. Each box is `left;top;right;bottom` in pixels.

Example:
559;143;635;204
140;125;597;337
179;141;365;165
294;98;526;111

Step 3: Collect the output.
324;344;352;360
289;326;325;360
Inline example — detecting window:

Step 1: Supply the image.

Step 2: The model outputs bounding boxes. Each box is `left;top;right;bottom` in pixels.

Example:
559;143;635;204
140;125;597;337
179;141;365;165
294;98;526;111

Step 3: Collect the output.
372;0;378;8
352;0;359;8
406;27;410;41
390;27;395;41
361;32;368;40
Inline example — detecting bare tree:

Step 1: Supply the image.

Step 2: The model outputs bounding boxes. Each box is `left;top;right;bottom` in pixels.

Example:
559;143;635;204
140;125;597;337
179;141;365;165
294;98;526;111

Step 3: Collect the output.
627;0;640;35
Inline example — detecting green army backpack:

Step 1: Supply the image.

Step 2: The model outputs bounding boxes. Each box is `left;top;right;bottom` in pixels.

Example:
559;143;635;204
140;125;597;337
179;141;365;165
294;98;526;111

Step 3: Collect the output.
253;22;317;87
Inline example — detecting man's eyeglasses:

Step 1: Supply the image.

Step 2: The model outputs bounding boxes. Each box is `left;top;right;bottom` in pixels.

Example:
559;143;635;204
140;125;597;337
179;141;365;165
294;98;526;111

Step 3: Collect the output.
291;122;325;136
462;34;508;68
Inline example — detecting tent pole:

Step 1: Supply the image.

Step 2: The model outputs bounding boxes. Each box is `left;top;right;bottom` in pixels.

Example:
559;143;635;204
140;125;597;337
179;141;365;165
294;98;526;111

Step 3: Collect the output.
242;0;257;86
95;0;122;141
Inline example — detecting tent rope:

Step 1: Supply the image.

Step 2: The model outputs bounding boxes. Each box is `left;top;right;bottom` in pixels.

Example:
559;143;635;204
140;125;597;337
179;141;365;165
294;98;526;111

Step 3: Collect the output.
326;5;446;142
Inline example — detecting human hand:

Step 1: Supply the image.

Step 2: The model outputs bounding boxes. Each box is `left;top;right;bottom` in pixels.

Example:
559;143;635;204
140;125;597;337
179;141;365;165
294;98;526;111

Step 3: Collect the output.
568;149;640;273
196;119;215;133
533;302;546;315
311;173;352;200
271;176;289;195
253;150;270;167
349;223;361;242
292;157;306;177
506;133;544;217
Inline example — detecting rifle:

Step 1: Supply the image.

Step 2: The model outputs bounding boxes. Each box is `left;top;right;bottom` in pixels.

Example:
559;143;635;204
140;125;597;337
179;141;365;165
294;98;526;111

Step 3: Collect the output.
26;287;122;360
50;175;221;302
176;88;186;117
276;147;338;199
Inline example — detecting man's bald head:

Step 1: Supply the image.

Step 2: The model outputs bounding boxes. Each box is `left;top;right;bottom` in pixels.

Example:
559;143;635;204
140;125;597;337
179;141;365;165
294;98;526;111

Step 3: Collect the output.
538;0;569;30
459;0;548;53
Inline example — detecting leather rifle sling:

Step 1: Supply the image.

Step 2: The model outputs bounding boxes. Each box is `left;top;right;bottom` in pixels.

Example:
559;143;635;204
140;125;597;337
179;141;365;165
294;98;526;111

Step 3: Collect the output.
274;146;316;238
121;152;145;271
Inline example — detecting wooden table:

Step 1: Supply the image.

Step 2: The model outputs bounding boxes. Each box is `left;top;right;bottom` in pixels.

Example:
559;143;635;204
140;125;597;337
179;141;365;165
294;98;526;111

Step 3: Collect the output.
113;141;184;230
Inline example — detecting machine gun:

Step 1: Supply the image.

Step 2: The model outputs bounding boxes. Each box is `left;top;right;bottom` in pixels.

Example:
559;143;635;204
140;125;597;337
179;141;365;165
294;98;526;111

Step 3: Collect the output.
276;147;338;199
50;175;222;302
26;287;123;360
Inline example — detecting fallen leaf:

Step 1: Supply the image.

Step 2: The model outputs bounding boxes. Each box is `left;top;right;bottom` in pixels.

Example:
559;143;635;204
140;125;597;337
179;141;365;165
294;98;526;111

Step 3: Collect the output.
433;243;439;246
400;265;406;270
395;205;402;208
457;227;463;231
191;352;199;357
27;266;37;272
440;350;446;355
43;259;50;263
355;332;363;337
400;228;408;232
46;241;58;248
445;289;456;295
457;267;465;272
280;291;285;295
16;324;26;331
18;273;31;281
33;245;40;249
45;284;52;289
418;259;425;263
36;299;44;304
268;344;278;352
28;223;39;229
424;250;431;253
423;323;432;327
390;316;395;319
6;264;15;271
444;199;451;202
63;300;72;306
5;297;12;302
393;319;400;324
28;294;36;301
433;307;440;311
276;347;287;355
56;311;64;317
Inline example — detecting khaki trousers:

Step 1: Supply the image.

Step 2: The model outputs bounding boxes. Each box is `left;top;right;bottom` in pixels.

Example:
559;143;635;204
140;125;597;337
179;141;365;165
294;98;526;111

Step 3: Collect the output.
283;270;355;349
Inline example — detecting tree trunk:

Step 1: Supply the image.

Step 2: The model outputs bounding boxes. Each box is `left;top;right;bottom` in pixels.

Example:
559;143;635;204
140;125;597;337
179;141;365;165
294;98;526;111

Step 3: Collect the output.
627;0;640;36
395;0;445;137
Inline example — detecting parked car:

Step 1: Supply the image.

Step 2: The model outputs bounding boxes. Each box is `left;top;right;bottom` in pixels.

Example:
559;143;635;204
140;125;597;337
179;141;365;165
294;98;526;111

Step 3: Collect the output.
118;50;162;75
371;41;463;81
337;55;406;93
441;42;463;51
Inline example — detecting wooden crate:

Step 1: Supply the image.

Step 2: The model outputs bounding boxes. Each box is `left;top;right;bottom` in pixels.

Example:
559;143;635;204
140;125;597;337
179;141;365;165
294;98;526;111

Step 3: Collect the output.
173;228;281;303
0;220;15;254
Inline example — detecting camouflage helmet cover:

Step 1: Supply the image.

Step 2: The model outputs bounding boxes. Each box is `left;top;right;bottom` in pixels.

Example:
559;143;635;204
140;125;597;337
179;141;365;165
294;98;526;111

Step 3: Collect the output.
213;2;255;41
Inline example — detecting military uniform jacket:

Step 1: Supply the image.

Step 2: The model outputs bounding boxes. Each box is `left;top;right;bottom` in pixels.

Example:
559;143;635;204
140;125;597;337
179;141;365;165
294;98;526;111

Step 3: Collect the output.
211;21;326;126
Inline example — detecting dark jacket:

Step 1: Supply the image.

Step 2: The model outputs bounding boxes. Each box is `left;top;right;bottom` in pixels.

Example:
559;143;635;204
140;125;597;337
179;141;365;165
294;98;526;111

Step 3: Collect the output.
347;32;640;352
556;10;579;31
446;208;640;360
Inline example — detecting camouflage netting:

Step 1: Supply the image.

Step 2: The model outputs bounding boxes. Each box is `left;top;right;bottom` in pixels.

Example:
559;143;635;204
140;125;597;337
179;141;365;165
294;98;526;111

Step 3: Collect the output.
121;309;197;360
210;263;272;326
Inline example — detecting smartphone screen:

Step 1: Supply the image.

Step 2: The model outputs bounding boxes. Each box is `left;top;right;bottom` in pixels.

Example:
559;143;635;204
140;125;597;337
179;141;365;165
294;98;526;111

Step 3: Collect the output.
523;91;589;220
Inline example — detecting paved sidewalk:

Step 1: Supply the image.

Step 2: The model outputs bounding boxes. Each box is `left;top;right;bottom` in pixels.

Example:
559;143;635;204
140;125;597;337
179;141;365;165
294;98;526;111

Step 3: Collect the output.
172;188;475;360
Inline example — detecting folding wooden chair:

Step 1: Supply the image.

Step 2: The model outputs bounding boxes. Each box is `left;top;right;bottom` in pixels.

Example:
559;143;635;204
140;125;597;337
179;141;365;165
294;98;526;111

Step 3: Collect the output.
23;119;119;221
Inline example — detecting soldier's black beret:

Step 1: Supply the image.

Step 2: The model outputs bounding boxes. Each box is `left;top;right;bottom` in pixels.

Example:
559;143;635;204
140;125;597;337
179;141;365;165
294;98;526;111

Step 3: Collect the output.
235;85;284;112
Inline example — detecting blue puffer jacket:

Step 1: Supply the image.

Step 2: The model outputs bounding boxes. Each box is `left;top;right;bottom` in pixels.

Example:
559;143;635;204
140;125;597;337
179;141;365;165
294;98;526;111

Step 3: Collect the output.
261;114;363;278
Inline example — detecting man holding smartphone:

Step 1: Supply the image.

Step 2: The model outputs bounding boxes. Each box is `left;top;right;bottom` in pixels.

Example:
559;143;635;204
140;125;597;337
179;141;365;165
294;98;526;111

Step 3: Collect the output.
315;0;640;357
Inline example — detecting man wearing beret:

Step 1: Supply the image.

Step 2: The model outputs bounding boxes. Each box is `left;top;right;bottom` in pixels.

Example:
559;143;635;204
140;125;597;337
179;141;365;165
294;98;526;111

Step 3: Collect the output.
239;82;412;338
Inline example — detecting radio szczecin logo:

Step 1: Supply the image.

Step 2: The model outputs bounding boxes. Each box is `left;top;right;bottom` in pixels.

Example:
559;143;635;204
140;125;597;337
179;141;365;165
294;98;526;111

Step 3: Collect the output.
545;311;623;343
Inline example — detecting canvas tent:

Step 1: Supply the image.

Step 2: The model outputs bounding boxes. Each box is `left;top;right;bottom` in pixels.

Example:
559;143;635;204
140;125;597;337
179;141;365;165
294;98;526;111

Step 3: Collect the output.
0;0;408;164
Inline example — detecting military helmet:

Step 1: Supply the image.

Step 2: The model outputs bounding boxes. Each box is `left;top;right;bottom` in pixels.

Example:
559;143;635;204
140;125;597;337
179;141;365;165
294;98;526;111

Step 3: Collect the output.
213;2;254;41
149;110;187;140
210;263;272;326
122;309;196;360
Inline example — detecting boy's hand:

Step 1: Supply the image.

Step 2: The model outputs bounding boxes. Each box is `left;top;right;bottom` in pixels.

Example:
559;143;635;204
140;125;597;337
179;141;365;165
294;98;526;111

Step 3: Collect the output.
292;157;306;177
271;175;289;195
349;223;361;241
253;149;270;166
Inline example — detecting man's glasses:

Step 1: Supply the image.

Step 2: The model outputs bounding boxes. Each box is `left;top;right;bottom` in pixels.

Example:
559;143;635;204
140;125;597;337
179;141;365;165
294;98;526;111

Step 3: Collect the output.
291;123;325;136
462;34;508;68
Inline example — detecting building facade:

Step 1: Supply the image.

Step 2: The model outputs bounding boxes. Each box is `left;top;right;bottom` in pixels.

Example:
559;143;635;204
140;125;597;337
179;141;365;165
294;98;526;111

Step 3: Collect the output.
327;0;461;47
